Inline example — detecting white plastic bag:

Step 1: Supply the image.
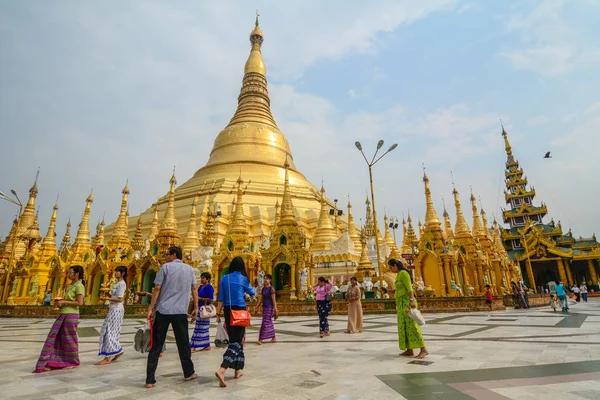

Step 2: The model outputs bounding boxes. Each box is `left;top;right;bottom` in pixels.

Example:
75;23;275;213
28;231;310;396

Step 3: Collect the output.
214;322;229;348
408;309;426;326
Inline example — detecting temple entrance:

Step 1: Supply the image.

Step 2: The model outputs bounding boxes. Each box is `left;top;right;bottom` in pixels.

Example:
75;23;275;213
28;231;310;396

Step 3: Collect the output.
533;261;559;289
90;269;104;305
570;260;590;286
274;263;291;299
142;269;156;305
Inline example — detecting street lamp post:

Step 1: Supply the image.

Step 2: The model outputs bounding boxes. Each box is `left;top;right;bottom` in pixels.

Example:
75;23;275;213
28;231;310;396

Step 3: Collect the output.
0;190;23;304
355;140;398;289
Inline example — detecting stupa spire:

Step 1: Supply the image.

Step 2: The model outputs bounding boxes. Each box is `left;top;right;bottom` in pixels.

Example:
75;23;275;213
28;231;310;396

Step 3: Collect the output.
229;174;249;235
279;159;296;225
109;181;131;249
160;171;178;233
40;203;58;250
470;188;484;237
442;197;454;241
182;196;201;255
131;217;145;251
346;198;362;254
422;167;441;228
501;121;513;160
73;192;93;248
148;204;159;242
59;218;72;254
452;183;471;237
312;185;337;252
19;169;40;233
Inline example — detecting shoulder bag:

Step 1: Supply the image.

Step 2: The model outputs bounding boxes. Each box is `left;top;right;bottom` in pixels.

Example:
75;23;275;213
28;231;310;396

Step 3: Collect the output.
228;274;252;327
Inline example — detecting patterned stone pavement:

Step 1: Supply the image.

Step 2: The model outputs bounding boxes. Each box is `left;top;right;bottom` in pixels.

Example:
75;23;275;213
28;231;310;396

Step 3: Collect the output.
0;299;599;399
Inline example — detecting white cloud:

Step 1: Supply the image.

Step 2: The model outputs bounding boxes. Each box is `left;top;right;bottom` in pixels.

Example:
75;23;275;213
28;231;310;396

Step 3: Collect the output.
346;89;359;99
499;1;600;76
527;115;551;126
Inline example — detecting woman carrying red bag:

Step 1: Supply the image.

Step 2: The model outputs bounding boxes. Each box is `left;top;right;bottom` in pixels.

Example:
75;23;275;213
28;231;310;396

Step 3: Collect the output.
215;256;256;387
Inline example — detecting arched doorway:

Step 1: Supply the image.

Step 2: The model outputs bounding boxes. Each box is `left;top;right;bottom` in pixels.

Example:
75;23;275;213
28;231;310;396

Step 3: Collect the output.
142;269;156;305
273;263;291;297
90;269;104;304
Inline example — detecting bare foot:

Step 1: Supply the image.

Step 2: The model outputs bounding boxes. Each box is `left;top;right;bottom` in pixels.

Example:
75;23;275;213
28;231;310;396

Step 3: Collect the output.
200;347;211;351
215;371;227;387
256;340;263;345
415;351;429;359
324;332;330;337
270;338;276;343
399;350;414;356
112;352;123;362
145;383;154;389
94;358;111;366
43;367;52;371
344;330;351;334
235;370;243;379
184;373;197;381
191;348;196;353
159;352;163;358
319;333;324;338
63;366;76;370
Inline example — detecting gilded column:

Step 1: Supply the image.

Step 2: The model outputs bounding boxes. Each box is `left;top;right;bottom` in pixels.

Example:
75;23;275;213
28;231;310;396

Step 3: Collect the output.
443;258;452;295
588;259;598;285
565;259;574;286
525;259;536;290
290;261;298;300
439;261;447;296
556;258;568;285
473;267;480;295
460;264;468;293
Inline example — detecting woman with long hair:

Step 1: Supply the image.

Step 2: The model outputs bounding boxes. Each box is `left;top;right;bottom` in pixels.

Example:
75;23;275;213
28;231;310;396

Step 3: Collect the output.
34;265;85;372
96;266;127;365
345;276;363;334
190;272;214;352
256;273;278;345
387;259;428;359
314;276;333;338
215;256;256;387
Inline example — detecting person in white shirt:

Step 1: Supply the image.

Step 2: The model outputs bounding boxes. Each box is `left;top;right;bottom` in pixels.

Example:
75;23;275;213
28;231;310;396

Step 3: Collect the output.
580;284;588;302
572;285;581;302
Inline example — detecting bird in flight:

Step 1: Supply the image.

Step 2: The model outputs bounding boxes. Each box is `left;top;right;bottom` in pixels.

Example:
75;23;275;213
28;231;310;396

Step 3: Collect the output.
543;151;552;158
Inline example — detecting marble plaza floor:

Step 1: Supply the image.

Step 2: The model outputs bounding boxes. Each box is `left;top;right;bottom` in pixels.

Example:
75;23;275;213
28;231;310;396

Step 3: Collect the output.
1;299;600;399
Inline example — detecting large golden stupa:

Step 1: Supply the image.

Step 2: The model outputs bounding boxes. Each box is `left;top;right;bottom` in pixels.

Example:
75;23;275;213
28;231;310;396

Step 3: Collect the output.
122;17;327;241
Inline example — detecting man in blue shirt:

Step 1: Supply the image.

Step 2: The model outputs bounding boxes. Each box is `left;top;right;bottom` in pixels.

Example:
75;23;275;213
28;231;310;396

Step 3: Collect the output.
554;282;568;312
146;246;198;388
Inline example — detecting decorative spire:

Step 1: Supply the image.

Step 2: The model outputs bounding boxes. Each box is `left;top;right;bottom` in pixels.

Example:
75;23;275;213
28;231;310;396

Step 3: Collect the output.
41;203;58;250
383;214;398;253
356;227;375;278
59;218;72;254
346;199;362;254
73;192;93;248
159;172;178;233
501;121;513;160
272;199;280;231
418;219;424;237
480;206;491;239
278;159;297;225
109;181;131;249
452;185;471;237
312;185;337;252
442;197;454;241
422;167;442;228
363;195;375;237
182;196;201;255
402;213;419;254
131;217;145;251
19;170;40;234
148;204;159;242
470;188;484;237
227;173;251;237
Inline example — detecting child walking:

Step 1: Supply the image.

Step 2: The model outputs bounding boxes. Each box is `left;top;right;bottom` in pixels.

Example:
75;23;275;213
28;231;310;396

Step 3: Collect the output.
484;284;493;311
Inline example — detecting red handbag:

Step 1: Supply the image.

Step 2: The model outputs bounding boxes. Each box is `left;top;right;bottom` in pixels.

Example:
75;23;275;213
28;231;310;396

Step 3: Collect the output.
228;275;252;327
230;309;251;327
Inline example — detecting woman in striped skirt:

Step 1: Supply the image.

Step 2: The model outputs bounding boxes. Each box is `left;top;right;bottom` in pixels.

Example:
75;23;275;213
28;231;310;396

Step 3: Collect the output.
256;274;278;345
190;272;214;352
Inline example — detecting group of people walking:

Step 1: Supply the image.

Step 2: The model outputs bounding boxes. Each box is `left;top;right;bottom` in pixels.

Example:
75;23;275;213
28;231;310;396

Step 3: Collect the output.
32;248;429;386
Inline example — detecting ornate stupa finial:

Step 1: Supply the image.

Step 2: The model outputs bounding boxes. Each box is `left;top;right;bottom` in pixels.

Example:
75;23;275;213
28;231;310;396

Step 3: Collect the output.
109;181;131;249
347;197;362;254
19;169;41;234
470;186;484;237
451;175;471;237
41;203;59;250
312;183;337;252
148;203;159;242
279;158;297;225
73;191;93;249
182;196;201;255
422;165;441;228
441;195;454;241
501;119;513;160
131;216;145;251
228;173;250;236
156;171;180;249
59;218;72;254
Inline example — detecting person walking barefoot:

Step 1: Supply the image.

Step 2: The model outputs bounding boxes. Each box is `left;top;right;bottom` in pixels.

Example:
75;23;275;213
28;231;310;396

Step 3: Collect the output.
96;266;127;365
256;274;278;345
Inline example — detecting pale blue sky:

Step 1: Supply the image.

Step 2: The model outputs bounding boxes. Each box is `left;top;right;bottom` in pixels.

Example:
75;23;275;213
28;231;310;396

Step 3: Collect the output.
1;0;599;242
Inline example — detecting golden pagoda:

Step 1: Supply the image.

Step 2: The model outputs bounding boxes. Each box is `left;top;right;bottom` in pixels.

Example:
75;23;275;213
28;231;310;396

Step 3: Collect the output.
114;15;330;245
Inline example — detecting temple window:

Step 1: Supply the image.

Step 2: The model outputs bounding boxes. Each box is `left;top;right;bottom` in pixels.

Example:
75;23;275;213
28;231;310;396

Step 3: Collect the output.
227;240;233;251
512;240;522;249
524;197;531;205
513;216;525;225
279;235;287;246
513;198;522;207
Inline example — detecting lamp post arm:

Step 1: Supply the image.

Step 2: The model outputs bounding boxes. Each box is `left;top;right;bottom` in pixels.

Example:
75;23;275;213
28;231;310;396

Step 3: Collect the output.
372;150;392;166
370;147;381;165
359;149;370;165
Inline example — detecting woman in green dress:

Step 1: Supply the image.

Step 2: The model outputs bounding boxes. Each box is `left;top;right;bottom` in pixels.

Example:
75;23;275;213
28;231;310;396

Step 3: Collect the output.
388;258;428;359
